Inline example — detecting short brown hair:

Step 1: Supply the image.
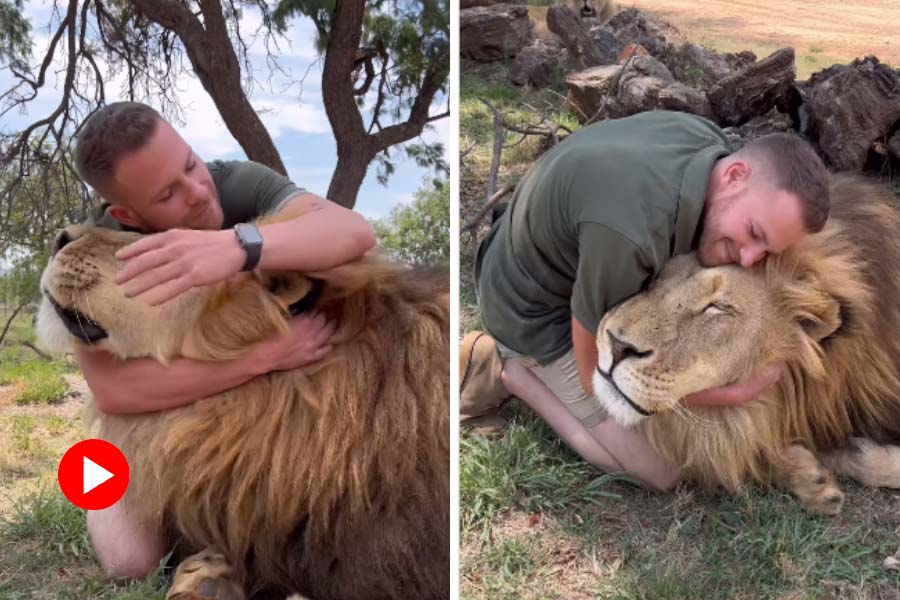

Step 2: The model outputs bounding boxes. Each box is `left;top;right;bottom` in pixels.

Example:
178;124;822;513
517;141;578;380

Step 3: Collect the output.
737;133;830;233
74;102;162;192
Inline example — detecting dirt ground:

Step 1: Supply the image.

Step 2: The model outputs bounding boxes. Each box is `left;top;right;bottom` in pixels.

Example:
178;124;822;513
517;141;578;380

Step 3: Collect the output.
530;0;900;80
630;0;900;66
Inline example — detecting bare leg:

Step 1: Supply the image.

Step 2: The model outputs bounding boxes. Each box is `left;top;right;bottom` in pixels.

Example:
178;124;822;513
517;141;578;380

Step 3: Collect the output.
501;359;679;490
87;499;169;579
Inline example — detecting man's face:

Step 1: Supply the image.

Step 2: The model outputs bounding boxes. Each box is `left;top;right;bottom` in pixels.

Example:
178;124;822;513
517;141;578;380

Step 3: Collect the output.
104;119;224;233
697;166;807;268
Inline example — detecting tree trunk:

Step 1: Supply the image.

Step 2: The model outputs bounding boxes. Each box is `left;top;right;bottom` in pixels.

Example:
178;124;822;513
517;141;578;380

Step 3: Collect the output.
327;141;378;208
321;0;448;208
128;0;286;175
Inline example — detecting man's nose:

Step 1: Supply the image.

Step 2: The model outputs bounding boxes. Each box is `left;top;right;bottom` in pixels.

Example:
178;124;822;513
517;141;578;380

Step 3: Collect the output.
740;243;766;268
185;178;207;205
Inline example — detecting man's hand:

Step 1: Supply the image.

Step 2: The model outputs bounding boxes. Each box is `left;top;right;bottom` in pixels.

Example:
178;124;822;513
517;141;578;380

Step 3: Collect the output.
249;310;337;373
115;229;245;306
682;363;783;407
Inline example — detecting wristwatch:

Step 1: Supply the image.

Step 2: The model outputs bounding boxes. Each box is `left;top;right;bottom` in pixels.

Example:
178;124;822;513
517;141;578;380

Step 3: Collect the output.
233;223;264;271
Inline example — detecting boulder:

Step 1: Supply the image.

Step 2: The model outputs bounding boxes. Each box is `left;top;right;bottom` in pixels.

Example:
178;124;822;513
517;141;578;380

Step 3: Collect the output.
460;4;533;62
546;5;608;68
797;56;900;170
708;47;796;126
510;40;564;88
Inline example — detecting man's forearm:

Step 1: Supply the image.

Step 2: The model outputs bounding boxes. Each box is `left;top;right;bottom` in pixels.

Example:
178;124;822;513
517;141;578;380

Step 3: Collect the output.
257;194;376;272
571;315;599;395
77;347;267;415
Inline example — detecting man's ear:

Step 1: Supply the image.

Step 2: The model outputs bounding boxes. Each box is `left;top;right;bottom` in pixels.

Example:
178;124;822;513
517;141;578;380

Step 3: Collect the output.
107;205;143;229
724;160;751;185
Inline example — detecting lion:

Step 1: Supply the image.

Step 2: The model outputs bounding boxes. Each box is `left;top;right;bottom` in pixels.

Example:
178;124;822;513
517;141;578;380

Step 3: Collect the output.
562;0;618;24
592;173;900;515
36;219;450;599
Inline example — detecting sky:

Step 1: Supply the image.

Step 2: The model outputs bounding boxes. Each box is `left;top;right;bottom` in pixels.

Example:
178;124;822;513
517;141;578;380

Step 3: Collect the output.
0;1;451;221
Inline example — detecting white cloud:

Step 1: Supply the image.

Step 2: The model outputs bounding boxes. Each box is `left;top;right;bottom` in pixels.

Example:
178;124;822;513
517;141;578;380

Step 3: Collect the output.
253;98;331;137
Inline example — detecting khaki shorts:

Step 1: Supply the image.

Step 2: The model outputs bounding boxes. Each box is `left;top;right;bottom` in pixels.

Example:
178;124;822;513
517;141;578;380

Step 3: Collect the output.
497;342;606;428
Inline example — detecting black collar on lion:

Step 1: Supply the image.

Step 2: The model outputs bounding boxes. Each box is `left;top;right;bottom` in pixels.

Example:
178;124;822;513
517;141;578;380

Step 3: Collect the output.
287;278;324;317
596;365;653;417
43;289;109;344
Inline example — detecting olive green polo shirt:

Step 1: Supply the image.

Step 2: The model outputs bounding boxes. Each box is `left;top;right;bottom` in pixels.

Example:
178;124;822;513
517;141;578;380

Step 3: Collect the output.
84;160;307;231
476;110;732;365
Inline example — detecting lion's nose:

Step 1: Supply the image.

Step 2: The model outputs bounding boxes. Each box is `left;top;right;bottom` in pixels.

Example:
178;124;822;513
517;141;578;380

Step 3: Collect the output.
608;331;652;371
52;227;83;256
53;231;72;255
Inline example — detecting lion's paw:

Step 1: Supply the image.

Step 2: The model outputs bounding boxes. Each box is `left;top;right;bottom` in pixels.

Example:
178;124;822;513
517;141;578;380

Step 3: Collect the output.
166;548;245;600
783;445;845;516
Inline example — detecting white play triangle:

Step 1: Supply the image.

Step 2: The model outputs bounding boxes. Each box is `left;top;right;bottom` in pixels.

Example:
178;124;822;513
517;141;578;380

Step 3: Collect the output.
83;456;114;494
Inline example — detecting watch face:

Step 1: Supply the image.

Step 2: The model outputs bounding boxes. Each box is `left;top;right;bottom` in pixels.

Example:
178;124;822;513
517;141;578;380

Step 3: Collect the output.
236;224;264;246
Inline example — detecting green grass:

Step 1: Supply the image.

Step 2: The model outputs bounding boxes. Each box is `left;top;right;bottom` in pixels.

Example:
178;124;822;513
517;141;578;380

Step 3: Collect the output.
0;358;69;404
462;409;900;599
461;413;629;533
0;483;170;598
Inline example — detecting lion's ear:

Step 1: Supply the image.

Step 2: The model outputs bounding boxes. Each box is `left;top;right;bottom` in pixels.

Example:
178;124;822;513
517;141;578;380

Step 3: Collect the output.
258;271;314;310
794;291;842;342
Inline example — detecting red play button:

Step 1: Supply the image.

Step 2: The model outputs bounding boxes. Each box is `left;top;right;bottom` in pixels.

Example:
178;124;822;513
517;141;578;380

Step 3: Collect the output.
58;439;129;510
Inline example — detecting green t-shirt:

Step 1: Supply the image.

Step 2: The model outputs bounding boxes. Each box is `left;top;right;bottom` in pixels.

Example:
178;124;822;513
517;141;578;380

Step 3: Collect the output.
476;110;732;365
84;160;307;231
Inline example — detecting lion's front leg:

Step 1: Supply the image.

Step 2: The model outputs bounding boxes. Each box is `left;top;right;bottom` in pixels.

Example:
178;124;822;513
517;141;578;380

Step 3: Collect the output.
775;445;845;516
166;548;245;600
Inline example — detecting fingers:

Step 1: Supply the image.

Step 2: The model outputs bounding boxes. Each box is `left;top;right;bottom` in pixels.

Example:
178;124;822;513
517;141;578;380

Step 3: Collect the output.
120;260;184;298
133;275;194;307
116;246;176;285
114;232;167;262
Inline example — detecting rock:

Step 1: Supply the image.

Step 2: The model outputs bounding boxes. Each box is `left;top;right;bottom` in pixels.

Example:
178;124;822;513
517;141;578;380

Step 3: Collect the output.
460;4;533;62
565;56;712;122
565;64;623;122
605;8;685;63
721;108;795;150
888;130;900;161
546;5;608;69
461;0;522;8
708;47;796;126
619;53;673;84
797;56;900;171
616;42;650;64
587;25;624;64
672;43;736;89
510;40;563;88
883;556;900;571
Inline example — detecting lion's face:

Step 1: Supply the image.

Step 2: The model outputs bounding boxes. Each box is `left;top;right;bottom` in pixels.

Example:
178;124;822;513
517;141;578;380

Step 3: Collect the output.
37;225;313;362
593;254;793;427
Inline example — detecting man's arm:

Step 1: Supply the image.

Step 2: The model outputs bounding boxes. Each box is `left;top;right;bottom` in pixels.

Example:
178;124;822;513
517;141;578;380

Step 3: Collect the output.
76;310;335;415
255;192;376;272
572;314;598;396
115;193;376;306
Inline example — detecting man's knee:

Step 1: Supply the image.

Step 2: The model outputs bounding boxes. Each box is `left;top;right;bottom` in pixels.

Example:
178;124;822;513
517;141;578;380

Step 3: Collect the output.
87;504;168;579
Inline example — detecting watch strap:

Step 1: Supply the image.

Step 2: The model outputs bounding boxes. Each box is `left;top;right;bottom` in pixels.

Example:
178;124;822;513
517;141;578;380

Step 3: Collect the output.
234;223;263;272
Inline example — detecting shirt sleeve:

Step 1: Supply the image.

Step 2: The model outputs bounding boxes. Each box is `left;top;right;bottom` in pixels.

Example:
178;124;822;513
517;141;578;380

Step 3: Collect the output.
216;161;309;225
571;222;652;335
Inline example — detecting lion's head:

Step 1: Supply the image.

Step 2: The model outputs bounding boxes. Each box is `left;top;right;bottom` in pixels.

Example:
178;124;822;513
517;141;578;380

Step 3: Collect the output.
593;250;844;428
37;225;316;362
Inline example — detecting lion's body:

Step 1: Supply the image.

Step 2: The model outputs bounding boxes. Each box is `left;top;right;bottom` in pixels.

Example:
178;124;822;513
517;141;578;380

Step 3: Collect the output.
594;174;900;509
38;228;449;599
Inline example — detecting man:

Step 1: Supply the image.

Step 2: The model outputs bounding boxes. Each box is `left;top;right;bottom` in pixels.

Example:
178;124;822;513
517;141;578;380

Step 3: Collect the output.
71;102;376;578
462;110;830;491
